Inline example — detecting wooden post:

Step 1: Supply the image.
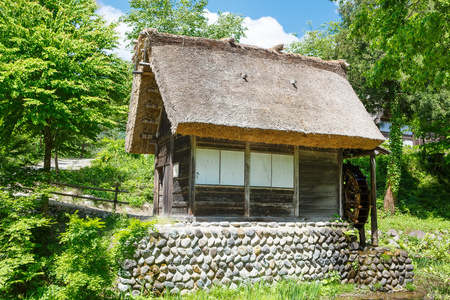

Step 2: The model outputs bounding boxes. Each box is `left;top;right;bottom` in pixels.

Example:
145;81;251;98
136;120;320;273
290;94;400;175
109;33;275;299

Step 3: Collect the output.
338;149;344;218
244;142;250;217
359;226;366;248
370;153;379;246
113;182;119;213
188;136;196;216
153;144;160;216
294;146;300;217
168;135;174;215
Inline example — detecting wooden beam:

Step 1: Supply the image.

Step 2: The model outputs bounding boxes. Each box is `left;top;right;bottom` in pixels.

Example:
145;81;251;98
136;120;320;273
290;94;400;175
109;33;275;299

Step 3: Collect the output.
359;226;366;248
188;136;196;216
132;71;154;76
145;103;162;109
244;142;251;217
153;144;159;215
294;146;299;217
370;153;379;246
142;118;158;125
168;135;174;215
338;149;344;218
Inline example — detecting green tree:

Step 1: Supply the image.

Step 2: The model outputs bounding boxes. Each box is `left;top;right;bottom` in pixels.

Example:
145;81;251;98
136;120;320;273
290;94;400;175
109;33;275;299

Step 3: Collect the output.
286;1;406;211
121;0;247;42
0;0;131;173
286;21;340;60
349;0;450;93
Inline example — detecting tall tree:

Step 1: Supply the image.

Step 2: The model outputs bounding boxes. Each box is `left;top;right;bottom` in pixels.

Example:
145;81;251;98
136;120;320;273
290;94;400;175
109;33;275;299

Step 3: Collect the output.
121;0;247;42
286;1;406;212
349;0;450;93
0;0;131;172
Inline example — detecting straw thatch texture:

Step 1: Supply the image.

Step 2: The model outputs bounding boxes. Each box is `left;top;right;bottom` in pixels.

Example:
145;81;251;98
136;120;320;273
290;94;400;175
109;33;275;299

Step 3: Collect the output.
125;29;385;154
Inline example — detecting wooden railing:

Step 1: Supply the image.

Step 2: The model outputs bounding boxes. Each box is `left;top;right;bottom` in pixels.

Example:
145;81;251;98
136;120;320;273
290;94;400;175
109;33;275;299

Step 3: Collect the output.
49;181;130;211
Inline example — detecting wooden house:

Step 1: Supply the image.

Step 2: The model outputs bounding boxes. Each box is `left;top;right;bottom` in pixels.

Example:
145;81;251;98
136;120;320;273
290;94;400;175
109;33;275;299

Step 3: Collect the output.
125;29;385;222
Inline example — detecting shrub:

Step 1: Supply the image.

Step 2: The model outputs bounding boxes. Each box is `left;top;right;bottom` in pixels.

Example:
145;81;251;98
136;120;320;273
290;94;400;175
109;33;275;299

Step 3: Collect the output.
112;217;157;265
56;138;154;207
0;190;51;297
49;214;114;300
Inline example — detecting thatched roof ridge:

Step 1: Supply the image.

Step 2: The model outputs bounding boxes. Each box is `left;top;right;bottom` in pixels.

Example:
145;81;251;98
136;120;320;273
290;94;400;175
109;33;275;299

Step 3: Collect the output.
135;28;349;78
126;29;385;154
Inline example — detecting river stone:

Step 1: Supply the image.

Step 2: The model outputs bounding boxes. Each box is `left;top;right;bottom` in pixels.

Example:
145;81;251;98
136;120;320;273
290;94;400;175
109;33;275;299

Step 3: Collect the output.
123;259;137;270
156;239;167;248
180;238;191;248
194;229;203;238
117;283;129;292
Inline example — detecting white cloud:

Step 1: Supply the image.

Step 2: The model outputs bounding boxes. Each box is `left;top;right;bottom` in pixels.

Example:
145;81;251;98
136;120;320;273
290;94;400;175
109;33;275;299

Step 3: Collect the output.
96;5;133;61
204;9;219;24
204;10;299;49
241;16;299;48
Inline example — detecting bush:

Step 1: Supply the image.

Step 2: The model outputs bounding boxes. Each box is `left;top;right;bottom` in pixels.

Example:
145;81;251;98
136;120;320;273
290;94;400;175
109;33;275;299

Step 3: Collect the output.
111;217;157;265
48;214;114;300
56;138;155;207
0;190;51;298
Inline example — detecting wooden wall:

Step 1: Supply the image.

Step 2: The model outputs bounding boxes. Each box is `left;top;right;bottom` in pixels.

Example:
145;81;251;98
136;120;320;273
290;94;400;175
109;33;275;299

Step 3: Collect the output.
156;135;341;220
171;135;190;215
193;138;246;216
298;149;340;219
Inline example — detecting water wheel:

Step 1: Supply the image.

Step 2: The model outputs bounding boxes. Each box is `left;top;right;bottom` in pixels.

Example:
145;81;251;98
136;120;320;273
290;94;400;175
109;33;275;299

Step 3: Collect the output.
343;163;371;229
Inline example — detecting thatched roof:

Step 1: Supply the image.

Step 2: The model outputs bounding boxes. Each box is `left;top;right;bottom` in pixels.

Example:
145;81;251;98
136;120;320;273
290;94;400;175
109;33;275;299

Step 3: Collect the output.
126;29;385;154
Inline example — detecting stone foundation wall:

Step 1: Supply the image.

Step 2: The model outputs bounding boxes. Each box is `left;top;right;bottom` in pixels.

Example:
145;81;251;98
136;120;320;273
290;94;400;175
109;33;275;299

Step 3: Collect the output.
118;221;414;297
345;247;415;291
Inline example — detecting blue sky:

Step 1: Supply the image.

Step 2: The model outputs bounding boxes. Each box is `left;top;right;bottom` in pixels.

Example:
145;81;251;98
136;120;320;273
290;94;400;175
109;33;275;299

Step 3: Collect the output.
96;0;340;60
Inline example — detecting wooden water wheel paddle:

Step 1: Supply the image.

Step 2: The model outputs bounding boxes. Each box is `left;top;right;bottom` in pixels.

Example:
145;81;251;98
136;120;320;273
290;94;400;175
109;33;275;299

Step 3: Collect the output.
343;163;371;229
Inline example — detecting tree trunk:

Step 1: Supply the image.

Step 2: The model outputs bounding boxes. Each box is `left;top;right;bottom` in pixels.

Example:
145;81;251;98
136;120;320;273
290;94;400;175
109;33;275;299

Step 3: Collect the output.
54;149;59;175
383;183;396;213
42;125;52;216
81;142;85;158
43;126;52;173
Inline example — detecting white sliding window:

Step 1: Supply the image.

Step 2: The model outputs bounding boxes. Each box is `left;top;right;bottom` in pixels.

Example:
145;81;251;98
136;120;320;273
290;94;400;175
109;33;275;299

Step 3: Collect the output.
220;150;244;186
196;148;244;186
196;149;220;184
250;152;294;188
272;154;294;188
250;153;271;187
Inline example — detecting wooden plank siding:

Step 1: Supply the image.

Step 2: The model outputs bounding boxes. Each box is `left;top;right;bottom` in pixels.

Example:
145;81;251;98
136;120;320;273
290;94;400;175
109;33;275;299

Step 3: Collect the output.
195;186;245;216
171;134;191;215
298;149;340;219
250;187;294;217
156;135;342;220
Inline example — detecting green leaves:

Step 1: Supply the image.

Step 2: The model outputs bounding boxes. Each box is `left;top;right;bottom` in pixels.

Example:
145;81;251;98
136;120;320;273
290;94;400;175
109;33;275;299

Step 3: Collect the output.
351;0;450;92
0;191;51;293
121;0;247;43
0;0;131;168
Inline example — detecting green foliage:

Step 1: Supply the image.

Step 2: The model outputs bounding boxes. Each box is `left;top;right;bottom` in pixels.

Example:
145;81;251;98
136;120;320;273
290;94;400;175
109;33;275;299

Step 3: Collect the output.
407;89;450;154
121;0;247;43
349;0;450;93
0;0;131;170
0;190;51;297
49;214;114;300
349;146;449;220
285;21;341;59
56;139;155;207
387;99;403;198
112;217;157;264
276;280;321;300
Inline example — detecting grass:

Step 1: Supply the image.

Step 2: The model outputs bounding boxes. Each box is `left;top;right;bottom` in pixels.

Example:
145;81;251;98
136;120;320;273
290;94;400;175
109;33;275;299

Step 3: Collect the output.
131;279;355;300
